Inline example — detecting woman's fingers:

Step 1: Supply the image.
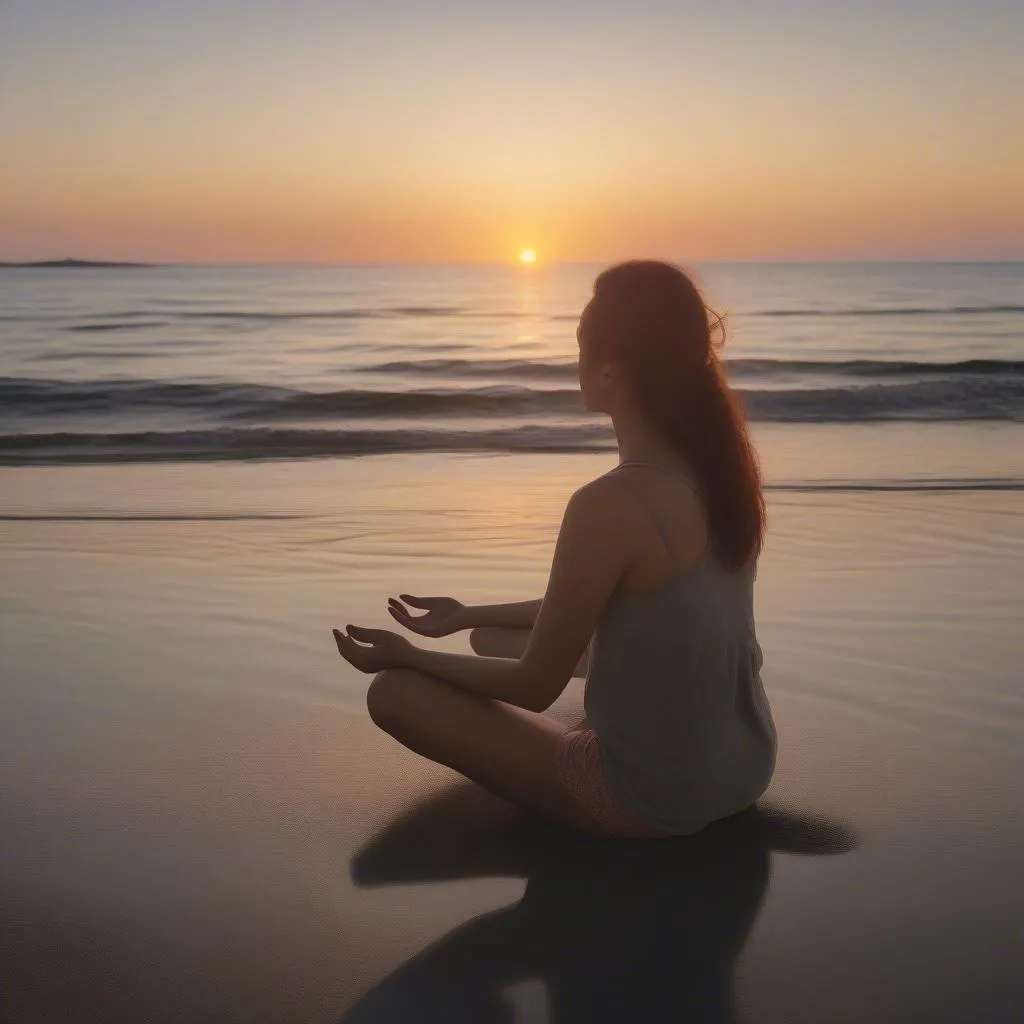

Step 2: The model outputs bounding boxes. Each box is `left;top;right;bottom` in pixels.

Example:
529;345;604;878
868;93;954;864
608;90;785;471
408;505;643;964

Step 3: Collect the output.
388;604;414;628
390;598;418;618
399;594;441;609
345;623;387;642
333;628;365;669
333;627;385;673
389;598;433;635
334;625;372;652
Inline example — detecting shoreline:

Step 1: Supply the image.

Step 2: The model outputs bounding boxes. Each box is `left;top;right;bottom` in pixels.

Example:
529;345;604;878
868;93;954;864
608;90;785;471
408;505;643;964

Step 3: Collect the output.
1;420;1022;489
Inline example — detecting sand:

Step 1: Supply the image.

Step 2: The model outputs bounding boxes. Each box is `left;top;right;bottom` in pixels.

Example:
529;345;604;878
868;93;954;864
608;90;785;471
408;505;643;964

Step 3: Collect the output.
1;453;1021;1022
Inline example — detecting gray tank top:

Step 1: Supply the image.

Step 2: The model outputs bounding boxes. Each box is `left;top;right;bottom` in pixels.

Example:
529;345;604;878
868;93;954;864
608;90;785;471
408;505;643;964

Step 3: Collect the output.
584;462;777;835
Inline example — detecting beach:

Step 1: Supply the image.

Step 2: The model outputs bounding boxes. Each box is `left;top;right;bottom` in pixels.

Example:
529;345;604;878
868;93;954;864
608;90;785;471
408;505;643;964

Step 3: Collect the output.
1;449;1022;1022
1;261;1022;1020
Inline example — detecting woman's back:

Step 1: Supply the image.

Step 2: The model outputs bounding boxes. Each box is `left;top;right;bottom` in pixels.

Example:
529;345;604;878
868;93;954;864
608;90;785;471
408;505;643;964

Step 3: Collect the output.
584;463;777;834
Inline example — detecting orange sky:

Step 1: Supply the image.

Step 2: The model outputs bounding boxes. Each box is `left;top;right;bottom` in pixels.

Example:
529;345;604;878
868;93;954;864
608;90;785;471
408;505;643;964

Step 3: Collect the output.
2;2;1022;263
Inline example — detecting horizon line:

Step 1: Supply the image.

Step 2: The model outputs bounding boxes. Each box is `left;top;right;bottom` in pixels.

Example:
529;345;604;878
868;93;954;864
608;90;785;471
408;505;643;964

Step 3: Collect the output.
3;256;1023;269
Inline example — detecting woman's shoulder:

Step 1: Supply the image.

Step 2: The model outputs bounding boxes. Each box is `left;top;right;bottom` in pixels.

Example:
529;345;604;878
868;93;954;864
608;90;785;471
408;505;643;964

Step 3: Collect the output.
558;473;648;549
568;470;639;520
581;464;710;573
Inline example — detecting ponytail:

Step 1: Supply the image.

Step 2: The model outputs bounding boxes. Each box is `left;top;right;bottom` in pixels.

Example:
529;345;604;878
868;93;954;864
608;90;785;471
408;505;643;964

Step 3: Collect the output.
586;261;765;570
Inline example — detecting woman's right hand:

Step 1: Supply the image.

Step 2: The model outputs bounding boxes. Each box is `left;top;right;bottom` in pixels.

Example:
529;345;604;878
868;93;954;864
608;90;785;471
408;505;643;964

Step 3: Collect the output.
387;594;469;638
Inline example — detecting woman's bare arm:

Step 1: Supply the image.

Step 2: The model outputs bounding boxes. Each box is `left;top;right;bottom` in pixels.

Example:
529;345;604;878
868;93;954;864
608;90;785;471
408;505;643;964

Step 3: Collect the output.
463;599;542;630
335;476;638;708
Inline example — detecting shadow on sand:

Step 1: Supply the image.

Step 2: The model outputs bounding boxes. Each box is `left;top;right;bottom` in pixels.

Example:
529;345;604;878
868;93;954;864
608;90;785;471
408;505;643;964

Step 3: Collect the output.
342;784;858;1023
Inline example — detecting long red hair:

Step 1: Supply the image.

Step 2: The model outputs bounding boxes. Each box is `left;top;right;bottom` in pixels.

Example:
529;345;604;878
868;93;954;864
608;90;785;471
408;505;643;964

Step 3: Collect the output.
584;260;765;570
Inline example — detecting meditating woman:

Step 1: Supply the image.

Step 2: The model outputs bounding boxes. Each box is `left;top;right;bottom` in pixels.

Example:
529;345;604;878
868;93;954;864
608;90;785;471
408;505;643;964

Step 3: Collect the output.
333;260;777;838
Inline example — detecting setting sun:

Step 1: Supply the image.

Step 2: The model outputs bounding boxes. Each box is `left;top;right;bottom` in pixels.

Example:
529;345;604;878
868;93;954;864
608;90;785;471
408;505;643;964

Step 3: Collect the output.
518;249;537;265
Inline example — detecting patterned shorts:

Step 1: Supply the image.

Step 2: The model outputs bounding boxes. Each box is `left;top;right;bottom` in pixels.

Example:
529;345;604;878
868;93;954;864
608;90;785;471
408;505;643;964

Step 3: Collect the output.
554;727;666;839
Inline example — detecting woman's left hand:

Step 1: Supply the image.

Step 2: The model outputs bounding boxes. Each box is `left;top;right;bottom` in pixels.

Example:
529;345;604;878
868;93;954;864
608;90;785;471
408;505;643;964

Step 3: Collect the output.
333;624;416;674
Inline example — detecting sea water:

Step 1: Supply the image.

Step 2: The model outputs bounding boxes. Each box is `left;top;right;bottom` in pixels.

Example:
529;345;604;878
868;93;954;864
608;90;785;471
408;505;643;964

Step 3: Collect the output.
1;261;1021;476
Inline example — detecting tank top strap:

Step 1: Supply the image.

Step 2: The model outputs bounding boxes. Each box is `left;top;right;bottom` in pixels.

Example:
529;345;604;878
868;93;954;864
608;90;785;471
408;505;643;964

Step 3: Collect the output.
605;463;676;557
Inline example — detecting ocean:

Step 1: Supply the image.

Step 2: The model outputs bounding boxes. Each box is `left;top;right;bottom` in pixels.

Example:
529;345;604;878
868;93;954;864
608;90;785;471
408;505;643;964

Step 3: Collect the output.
1;261;1022;477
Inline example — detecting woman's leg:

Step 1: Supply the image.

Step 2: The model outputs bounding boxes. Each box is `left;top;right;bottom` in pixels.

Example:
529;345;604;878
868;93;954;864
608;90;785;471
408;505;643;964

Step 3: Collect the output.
470;626;590;678
366;668;605;835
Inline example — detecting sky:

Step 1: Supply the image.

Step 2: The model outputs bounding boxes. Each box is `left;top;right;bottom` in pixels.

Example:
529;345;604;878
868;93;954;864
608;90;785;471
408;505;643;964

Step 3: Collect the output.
1;0;1021;263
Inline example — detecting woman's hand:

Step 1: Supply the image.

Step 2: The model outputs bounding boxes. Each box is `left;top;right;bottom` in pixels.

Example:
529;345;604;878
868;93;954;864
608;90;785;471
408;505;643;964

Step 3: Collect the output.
333;624;416;674
387;594;468;637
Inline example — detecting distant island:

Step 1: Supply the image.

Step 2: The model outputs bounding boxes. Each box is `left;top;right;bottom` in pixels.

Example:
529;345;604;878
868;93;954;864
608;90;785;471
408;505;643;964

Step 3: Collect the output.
0;258;153;269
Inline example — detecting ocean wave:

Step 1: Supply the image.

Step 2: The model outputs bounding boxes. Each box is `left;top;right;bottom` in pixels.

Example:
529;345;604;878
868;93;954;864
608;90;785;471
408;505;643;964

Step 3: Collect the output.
0;425;616;464
0;307;470;327
67;321;170;332
2;422;1023;467
361;356;1024;381
767;479;1024;492
0;378;290;416
2;372;1022;424
753;304;1024;318
0;379;583;419
244;386;583;419
743;380;1024;422
731;357;1024;378
0;512;309;521
164;305;466;321
1;300;1019;329
363;358;580;379
47;306;467;325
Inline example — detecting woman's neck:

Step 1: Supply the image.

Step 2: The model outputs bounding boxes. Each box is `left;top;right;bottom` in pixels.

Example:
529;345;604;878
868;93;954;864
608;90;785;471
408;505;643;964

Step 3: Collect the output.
610;408;687;469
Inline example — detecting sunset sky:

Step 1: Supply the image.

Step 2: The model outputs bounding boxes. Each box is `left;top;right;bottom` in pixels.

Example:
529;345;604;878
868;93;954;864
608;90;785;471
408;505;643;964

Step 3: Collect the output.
2;0;1021;263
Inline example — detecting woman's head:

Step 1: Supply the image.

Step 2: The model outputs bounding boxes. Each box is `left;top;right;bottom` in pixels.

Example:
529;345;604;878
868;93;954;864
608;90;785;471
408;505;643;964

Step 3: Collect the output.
577;260;765;569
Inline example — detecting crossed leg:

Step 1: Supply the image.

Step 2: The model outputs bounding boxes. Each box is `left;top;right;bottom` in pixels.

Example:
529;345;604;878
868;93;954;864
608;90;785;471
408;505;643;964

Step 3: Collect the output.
364;627;602;834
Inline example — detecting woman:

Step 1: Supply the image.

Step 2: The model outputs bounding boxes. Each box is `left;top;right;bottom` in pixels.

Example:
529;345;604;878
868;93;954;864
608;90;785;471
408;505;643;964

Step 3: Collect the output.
333;260;777;839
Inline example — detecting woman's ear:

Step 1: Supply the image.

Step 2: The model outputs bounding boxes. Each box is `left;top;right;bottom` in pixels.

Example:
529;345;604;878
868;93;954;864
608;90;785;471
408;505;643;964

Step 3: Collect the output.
601;360;619;393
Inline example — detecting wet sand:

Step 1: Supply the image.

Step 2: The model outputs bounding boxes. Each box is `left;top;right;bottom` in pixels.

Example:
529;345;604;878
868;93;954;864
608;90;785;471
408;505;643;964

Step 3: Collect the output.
1;454;1021;1022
